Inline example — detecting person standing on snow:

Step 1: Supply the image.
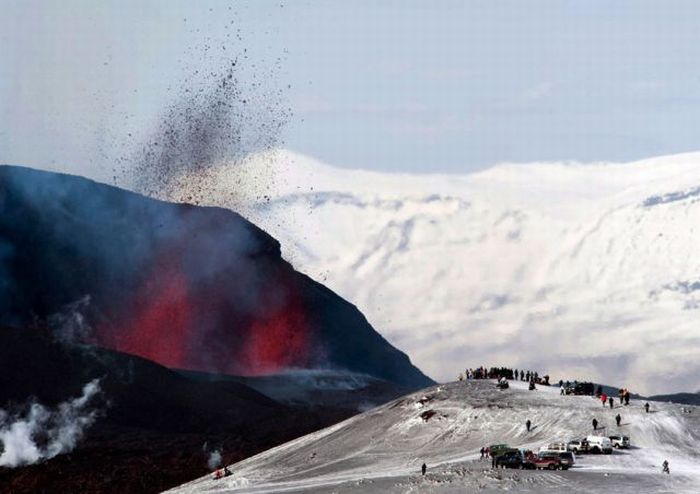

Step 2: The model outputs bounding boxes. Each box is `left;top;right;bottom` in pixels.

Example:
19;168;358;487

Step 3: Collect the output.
601;393;608;406
608;396;614;409
422;463;427;476
480;447;485;459
645;402;650;413
662;460;670;474
615;414;621;427
526;419;532;432
592;418;598;431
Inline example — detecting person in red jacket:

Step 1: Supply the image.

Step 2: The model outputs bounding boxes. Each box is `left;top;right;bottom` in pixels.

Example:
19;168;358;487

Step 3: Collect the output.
601;393;608;406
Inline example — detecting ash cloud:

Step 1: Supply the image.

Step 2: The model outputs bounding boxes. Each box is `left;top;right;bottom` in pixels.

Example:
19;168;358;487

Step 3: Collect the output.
0;379;101;467
123;13;291;208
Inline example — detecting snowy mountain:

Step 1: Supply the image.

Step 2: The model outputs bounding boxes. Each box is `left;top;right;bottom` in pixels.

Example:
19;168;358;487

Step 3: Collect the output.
168;379;700;493
170;150;700;396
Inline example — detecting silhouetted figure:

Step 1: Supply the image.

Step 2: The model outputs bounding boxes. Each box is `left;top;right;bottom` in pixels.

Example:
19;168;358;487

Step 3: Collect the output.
608;396;614;409
645;402;650;413
526;419;532;432
662;460;670;474
480;447;485;459
615;414;621;427
592;418;598;431
529;381;536;391
223;466;232;477
520;370;524;381
422;463;427;476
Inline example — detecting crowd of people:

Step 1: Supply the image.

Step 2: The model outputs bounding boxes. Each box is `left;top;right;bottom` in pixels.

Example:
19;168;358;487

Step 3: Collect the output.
459;366;550;386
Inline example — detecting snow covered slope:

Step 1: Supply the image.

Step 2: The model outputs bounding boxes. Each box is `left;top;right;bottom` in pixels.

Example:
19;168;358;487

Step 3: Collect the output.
171;150;700;395
168;379;700;493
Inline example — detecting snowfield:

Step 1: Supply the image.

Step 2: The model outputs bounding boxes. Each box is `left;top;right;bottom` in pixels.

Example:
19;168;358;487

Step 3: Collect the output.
167;380;700;493
169;150;700;395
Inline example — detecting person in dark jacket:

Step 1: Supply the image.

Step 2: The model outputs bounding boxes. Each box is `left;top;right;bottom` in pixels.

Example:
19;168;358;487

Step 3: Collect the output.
608;396;614;409
422;463;427;476
480;447;485;459
662;460;670;474
592;418;598;431
526;419;532;432
615;414;621;427
645;402;650;413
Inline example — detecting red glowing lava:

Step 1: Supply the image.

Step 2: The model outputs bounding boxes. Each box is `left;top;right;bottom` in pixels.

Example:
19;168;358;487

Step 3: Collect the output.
103;253;194;369
237;289;310;375
97;242;313;376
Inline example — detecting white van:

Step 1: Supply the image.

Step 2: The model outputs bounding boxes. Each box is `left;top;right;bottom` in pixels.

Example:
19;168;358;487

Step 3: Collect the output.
539;442;568;453
585;435;613;454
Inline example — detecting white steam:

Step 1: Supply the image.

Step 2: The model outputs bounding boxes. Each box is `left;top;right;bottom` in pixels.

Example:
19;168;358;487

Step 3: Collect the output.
0;379;101;467
48;295;93;345
207;449;222;470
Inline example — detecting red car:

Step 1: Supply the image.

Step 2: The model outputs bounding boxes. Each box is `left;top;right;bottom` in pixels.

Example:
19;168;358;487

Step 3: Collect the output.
533;453;568;470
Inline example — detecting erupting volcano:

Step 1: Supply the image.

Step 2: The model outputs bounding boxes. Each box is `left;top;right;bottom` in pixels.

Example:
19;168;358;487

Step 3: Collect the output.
0;165;431;388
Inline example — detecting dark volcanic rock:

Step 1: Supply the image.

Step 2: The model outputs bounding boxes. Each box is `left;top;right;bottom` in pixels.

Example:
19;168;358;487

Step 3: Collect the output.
0;325;350;494
0;165;432;389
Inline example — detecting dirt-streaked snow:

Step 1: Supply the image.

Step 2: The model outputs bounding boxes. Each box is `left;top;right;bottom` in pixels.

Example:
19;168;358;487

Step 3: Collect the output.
168;150;700;395
167;379;700;493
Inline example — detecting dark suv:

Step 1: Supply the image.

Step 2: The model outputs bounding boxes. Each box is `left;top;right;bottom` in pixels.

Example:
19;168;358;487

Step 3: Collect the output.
494;450;533;470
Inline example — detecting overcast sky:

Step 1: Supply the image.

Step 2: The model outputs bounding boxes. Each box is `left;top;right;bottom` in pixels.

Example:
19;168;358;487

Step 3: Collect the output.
3;0;700;175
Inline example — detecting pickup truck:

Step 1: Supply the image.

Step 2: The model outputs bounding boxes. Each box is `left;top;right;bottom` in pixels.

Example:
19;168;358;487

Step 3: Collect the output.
567;439;589;453
609;435;630;449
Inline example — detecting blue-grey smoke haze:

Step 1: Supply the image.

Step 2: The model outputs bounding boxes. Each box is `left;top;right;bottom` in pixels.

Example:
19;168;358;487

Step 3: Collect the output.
2;0;700;175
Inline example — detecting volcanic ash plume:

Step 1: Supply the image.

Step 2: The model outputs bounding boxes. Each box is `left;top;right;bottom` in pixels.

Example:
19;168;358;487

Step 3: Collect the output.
0;379;101;467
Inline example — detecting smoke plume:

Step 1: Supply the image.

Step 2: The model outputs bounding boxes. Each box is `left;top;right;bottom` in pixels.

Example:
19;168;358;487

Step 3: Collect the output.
47;295;93;346
0;379;101;467
208;449;222;470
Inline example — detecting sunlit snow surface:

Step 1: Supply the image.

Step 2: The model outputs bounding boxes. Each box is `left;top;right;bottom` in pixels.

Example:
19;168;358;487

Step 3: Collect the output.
167;380;700;493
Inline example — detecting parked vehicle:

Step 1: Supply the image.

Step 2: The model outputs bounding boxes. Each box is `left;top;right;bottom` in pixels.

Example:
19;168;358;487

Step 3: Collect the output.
488;444;512;457
586;435;613;454
518;449;537;463
609;435;630;449
539;442;568;453
533;453;568;470
556;451;576;467
494;450;534;469
567;439;589;454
